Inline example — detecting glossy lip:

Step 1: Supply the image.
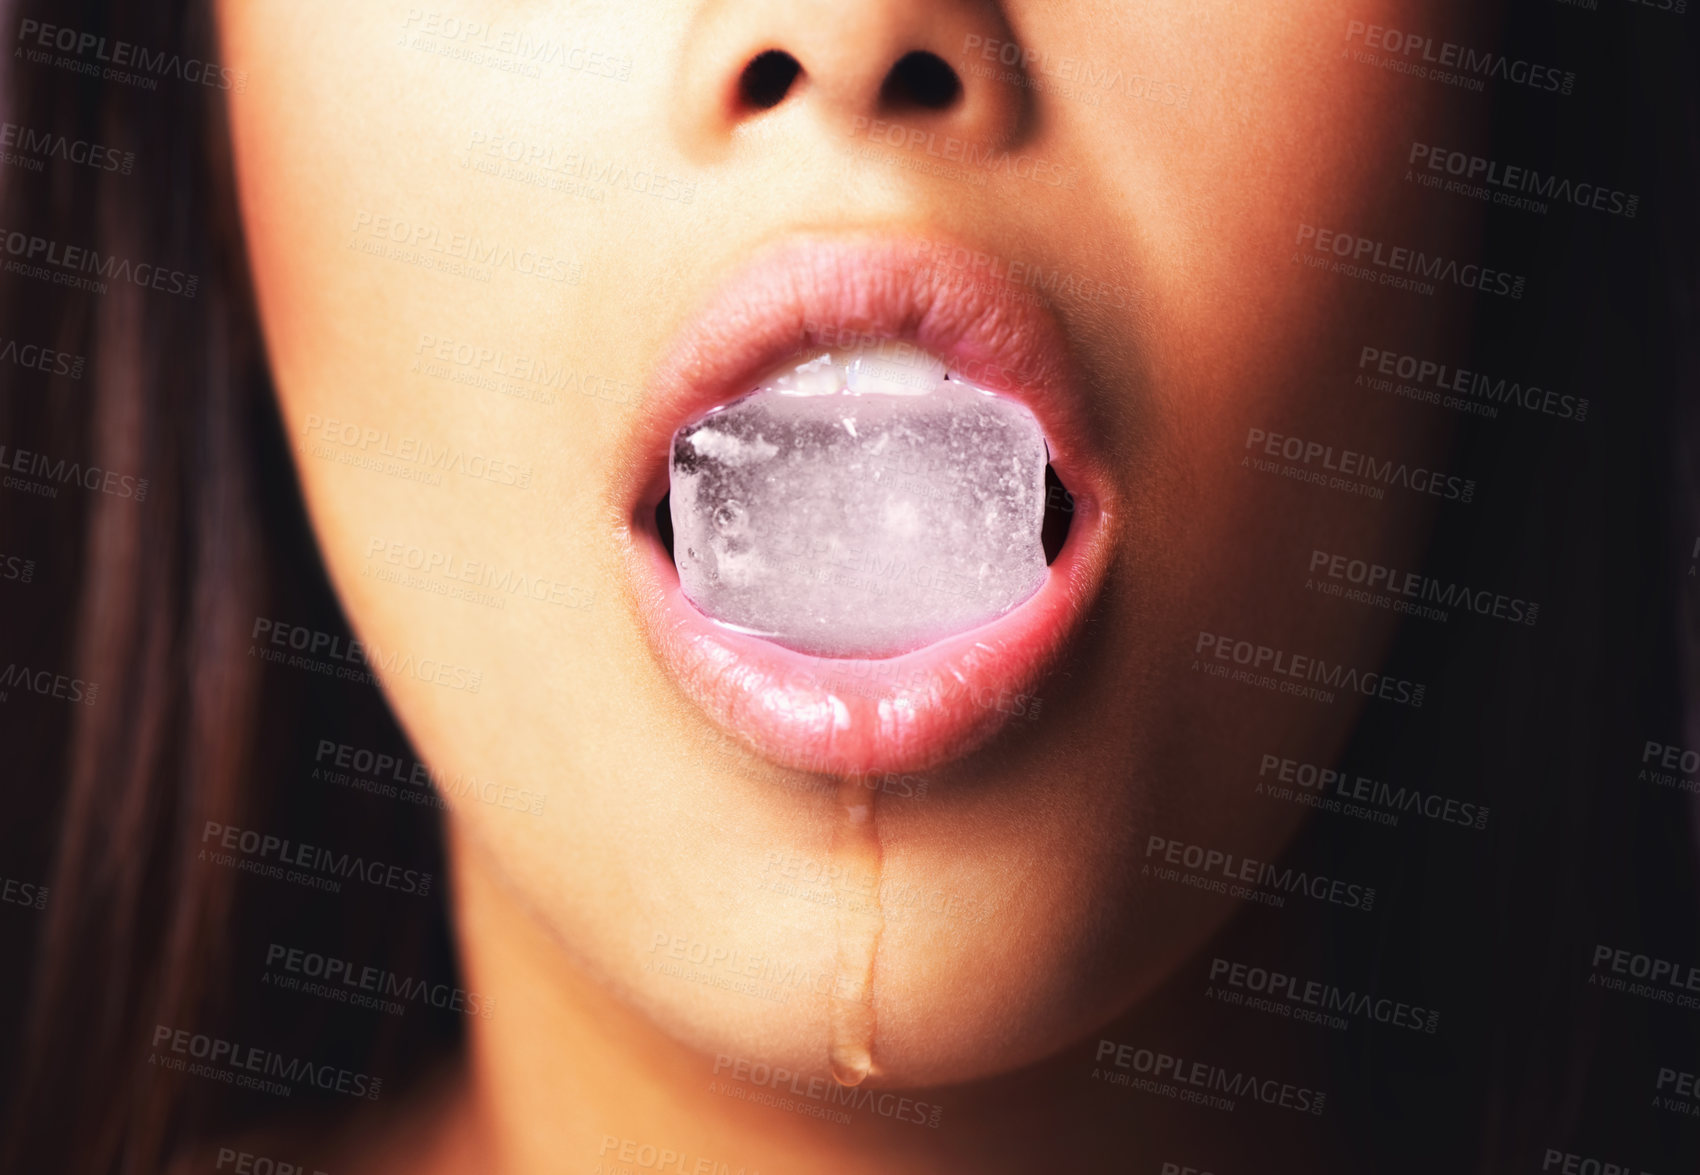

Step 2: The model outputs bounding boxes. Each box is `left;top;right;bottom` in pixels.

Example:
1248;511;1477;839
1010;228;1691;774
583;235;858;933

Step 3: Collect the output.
613;232;1119;776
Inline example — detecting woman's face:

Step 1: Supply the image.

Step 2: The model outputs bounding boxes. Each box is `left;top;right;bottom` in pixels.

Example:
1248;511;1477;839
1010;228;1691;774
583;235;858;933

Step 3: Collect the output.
219;0;1478;1086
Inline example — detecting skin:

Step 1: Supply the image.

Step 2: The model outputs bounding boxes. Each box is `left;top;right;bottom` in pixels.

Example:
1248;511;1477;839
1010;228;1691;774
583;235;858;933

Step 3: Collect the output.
216;0;1487;1169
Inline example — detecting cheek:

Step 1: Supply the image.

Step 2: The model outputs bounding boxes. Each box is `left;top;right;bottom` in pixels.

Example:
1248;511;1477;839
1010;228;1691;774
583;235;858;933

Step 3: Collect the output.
222;1;637;440
1080;0;1478;612
218;1;660;839
1034;0;1481;944
220;2;626;622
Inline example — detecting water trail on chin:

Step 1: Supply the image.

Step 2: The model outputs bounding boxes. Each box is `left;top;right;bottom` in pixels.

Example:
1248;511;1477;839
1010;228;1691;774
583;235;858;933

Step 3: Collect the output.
828;774;883;1086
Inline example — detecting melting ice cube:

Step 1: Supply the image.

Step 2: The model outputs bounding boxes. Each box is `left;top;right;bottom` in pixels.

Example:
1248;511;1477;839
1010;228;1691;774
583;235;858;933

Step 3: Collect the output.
668;345;1049;658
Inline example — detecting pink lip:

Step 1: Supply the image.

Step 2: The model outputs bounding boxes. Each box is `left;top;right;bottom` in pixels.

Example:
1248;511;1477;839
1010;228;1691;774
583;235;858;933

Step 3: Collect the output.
613;232;1118;776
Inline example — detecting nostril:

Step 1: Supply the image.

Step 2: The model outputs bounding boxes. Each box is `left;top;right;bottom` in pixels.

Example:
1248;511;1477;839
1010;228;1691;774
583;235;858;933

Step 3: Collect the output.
738;50;803;110
879;50;962;112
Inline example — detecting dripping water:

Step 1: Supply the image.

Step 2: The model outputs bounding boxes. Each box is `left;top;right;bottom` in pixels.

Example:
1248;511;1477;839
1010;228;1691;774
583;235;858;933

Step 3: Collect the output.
827;774;884;1085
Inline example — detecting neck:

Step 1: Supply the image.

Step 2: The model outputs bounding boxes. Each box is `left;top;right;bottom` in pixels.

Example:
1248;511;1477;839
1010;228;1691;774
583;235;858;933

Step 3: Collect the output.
406;820;1331;1175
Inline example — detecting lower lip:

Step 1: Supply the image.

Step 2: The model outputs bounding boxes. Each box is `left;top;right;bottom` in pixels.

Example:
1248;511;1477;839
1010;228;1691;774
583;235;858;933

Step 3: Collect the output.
624;488;1111;776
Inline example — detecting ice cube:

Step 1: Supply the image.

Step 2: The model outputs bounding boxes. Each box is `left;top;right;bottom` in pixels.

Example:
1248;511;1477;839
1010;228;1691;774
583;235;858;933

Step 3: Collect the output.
669;346;1049;659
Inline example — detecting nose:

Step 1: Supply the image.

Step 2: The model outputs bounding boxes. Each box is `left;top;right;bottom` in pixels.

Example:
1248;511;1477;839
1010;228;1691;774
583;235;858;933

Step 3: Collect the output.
672;0;1031;158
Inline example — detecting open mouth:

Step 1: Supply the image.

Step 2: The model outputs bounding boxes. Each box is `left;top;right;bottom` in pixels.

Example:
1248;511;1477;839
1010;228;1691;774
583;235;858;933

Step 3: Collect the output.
614;233;1117;776
660;344;1066;659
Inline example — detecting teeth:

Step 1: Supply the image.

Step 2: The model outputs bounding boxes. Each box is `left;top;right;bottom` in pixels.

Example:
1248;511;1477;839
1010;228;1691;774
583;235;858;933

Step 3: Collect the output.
846;348;945;397
669;344;1049;659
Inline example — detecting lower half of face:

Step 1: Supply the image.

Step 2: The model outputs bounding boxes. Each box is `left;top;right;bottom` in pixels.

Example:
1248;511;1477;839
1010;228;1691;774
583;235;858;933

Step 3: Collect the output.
221;0;1483;1086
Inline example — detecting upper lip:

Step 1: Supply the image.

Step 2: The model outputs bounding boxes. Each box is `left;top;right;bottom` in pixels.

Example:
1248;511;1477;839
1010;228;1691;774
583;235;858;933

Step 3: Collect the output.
611;230;1119;774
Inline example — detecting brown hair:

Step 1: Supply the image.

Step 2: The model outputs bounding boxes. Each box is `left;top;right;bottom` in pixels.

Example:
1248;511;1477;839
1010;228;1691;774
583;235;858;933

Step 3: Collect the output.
0;2;456;1170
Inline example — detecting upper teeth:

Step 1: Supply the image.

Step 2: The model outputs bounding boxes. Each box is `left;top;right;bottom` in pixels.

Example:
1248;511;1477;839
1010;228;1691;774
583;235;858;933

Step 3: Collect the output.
769;344;950;399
